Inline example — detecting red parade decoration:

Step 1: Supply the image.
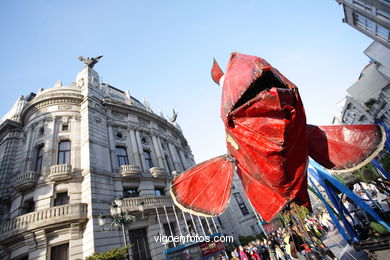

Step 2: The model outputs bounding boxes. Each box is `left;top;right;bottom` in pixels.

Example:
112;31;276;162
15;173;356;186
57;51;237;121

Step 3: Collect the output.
171;52;385;221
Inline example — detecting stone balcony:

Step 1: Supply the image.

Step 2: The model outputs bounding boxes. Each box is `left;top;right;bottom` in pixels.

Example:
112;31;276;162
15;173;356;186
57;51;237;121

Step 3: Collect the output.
122;196;173;212
0;203;88;242
13;171;39;192
149;167;165;177
49;164;72;181
120;165;141;177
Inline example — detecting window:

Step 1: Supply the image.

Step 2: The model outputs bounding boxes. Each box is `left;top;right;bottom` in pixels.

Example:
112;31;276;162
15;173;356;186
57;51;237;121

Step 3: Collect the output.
58;141;71;164
154;188;165;196
21;199;35;215
35;145;44;173
233;192;249;215
376;24;390;41
355;13;374;32
143;150;153;169
124;188;139;198
116;147;129;166
50;243;69;260
62;123;69;131
54;192;69;206
344;111;356;124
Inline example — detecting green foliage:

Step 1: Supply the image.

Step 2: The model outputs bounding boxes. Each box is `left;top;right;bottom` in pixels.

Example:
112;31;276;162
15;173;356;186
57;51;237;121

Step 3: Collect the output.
352;163;381;183
238;235;256;245
364;98;376;110
380;152;390;173
85;246;128;260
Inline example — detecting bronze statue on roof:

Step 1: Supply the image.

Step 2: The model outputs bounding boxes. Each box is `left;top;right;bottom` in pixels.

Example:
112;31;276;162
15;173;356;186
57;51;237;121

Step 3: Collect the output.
78;55;103;68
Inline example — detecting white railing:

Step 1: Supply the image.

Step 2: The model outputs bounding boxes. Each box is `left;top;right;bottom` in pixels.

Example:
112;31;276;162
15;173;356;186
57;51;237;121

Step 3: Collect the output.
120;165;141;177
14;171;39;191
0;203;88;242
49;164;72;181
122;196;173;211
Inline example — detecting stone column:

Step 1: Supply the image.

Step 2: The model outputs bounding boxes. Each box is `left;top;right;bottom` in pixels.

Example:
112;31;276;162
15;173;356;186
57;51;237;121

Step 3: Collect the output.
107;124;118;171
23;124;35;172
69;223;83;260
135;130;147;172
72;116;82;169
178;149;188;170
45;116;57;170
168;143;183;172
129;128;142;169
24;230;47;260
151;135;165;168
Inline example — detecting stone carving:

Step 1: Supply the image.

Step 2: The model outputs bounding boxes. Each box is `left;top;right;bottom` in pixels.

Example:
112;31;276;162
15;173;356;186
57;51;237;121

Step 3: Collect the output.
78;55;103;68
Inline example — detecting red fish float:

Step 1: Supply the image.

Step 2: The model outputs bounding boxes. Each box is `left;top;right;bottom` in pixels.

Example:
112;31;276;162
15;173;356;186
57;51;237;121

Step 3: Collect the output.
170;53;385;221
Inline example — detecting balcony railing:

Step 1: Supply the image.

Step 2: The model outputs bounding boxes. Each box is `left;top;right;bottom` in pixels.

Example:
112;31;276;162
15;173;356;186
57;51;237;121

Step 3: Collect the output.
120;165;141;177
49;164;72;181
13;171;39;192
122;196;173;212
0;203;88;242
149;167;165;177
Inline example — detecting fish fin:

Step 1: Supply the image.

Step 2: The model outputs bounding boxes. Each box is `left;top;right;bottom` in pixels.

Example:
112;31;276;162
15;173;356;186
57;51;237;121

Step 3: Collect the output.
211;58;224;85
307;124;385;173
170;155;234;216
237;166;287;222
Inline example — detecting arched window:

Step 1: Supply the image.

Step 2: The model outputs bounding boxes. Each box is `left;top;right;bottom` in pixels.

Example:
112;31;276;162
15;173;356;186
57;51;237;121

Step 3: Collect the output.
58;141;71;164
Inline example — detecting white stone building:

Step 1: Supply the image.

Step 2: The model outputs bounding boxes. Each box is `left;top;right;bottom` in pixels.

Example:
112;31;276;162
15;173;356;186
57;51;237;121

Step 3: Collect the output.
0;61;260;260
333;60;390;127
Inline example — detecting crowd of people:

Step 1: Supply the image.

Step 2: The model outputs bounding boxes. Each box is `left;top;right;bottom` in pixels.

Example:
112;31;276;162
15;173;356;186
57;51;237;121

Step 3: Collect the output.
225;211;335;260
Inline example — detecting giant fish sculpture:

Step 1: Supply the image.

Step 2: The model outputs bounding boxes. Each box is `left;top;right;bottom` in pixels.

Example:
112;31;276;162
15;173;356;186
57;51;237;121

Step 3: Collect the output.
170;53;385;221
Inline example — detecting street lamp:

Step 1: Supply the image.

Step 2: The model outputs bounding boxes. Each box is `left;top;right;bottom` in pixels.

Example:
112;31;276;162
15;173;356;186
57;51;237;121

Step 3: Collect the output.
98;197;136;259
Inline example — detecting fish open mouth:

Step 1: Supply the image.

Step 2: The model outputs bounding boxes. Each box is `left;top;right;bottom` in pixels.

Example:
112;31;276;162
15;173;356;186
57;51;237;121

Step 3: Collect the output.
232;70;288;110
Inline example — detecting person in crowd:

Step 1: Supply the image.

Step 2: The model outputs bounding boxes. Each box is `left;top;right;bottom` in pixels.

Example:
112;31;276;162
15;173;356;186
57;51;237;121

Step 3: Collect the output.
231;251;240;260
238;245;250;260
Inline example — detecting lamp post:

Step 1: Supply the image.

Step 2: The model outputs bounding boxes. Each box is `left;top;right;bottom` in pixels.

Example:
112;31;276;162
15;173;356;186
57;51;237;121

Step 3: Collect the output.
98;197;136;260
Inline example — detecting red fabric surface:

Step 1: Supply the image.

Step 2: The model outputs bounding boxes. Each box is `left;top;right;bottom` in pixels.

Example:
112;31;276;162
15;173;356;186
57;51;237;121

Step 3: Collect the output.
171;52;383;222
171;155;234;216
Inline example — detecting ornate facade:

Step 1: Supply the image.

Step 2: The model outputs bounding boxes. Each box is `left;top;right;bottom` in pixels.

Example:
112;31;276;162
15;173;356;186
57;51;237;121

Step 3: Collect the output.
0;62;261;260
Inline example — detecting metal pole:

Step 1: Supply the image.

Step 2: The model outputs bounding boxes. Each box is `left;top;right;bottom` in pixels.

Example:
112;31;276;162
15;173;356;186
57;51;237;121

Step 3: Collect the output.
190;213;199;235
163;206;176;247
172;206;183;237
121;223;131;260
155;207;167;249
205;217;213;235
211;217;219;233
182;211;191;235
197;215;206;236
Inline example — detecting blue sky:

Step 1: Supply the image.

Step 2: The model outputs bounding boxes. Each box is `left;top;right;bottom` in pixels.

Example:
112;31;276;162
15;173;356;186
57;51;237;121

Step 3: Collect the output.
0;1;372;163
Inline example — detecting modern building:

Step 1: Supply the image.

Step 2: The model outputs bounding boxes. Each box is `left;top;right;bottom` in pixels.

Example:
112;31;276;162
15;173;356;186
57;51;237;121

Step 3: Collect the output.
333;62;390;127
336;0;390;49
0;58;260;260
